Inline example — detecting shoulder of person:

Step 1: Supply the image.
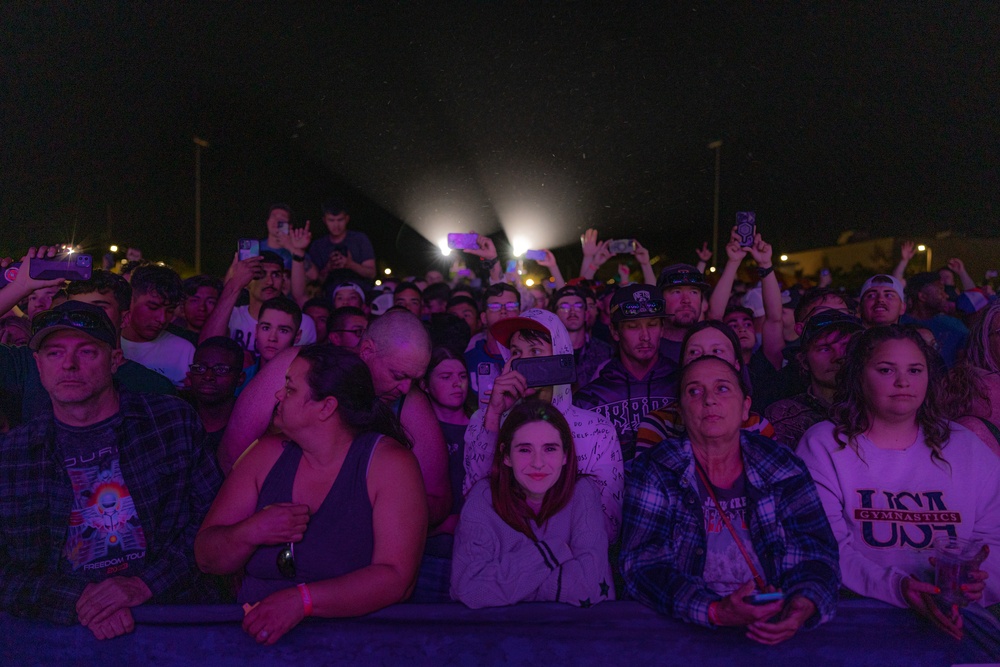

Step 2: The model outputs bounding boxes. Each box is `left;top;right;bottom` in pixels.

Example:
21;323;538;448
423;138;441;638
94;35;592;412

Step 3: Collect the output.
120;389;194;418
572;476;602;506
115;359;174;388
230;434;289;477
944;421;1000;461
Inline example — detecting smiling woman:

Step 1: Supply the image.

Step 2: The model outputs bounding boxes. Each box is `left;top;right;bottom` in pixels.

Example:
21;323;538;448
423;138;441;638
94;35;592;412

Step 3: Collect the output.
451;400;614;608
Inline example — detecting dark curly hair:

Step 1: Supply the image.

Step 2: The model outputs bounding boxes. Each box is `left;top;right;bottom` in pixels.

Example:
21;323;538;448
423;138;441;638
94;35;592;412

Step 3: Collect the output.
830;325;951;465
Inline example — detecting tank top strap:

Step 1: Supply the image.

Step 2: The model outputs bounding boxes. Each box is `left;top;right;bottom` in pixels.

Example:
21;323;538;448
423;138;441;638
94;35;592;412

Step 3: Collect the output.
342;431;383;481
254;441;303;512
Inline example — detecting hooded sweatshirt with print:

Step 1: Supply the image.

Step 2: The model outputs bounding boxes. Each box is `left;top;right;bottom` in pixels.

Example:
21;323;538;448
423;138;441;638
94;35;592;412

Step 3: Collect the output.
572;352;678;464
463;309;624;540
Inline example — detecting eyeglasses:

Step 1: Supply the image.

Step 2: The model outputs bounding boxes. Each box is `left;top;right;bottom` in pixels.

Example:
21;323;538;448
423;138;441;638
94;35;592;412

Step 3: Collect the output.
188;363;238;376
484;303;520;314
612;299;665;317
330;327;366;337
276;542;296;579
557;302;586;311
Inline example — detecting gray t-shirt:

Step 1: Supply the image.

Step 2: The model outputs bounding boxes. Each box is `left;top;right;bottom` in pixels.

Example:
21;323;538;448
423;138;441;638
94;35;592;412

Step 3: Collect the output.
57;413;148;582
695;470;763;596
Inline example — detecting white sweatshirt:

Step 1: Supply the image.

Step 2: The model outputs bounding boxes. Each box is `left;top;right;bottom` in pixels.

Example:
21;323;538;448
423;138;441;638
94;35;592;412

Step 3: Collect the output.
797;420;1000;607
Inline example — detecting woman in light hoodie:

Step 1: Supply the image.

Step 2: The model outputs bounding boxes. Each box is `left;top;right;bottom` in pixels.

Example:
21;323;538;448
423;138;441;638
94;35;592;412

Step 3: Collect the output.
463;309;624;540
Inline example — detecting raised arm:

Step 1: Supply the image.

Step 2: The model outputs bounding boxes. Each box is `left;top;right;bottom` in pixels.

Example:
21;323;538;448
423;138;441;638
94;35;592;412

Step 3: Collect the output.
634;241;657;286
948;258;977;291
747;233;785;370
708;227;747;321
892;241;916;282
0;247;65;318
536;250;566;289
199;253;262;343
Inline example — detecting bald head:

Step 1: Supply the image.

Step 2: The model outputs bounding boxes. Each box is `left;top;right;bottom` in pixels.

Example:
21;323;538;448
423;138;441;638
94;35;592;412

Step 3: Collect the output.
363;309;431;353
360;310;432;402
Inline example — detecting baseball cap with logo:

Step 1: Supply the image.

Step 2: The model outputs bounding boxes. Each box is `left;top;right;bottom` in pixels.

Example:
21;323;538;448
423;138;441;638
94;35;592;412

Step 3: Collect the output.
610;284;666;324
657;263;710;292
30;301;119;350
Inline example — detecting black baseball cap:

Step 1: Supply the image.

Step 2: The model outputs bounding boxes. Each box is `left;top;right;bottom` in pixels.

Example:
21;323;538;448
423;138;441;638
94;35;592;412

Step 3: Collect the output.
30;301;119;350
799;310;863;349
610;284;665;324
552;284;594;304
657;263;710;292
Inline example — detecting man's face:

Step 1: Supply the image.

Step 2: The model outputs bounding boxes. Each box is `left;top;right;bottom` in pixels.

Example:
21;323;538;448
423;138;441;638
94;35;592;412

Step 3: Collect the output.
26;286;60;319
323;212;350;239
425;270;444;285
249;263;284;304
918;281;950;315
613;317;663;365
68;291;125;331
255;309;299;363
529;287;549;310
723;312;756;353
447;303;479;334
482;292;521;332
187;346;243;405
508;331;554;360
333;288;364;309
794;295;850;336
802;328;855;390
859;286;904;327
425;298;448;315
182;286;219;331
393;289;423;318
266;208;290;236
128;292;176;341
304;306;330;341
34;329;122;407
328;314;368;350
662;286;703;329
362;341;430;403
555;296;586;333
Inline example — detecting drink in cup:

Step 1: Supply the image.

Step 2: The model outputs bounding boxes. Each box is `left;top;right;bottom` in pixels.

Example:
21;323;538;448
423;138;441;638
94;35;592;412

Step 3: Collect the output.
933;537;983;607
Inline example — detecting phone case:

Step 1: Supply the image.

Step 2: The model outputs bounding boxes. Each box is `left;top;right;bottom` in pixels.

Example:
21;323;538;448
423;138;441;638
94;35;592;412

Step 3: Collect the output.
447;233;480;250
29;255;93;282
736;212;756;247
511;354;577;388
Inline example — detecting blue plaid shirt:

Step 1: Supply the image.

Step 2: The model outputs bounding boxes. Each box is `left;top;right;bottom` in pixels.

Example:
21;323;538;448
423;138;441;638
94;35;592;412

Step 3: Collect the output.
619;431;840;628
0;391;222;624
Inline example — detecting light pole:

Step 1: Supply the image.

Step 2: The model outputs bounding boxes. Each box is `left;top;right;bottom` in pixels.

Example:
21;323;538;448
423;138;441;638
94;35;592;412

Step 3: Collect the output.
708;140;722;272
193;136;210;274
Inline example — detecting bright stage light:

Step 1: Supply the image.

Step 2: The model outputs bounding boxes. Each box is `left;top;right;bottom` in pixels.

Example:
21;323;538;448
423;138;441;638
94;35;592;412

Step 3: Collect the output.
110;245;119;253
438;239;452;256
525;278;535;287
510;236;529;257
384;268;392;275
780;254;788;262
917;245;926;252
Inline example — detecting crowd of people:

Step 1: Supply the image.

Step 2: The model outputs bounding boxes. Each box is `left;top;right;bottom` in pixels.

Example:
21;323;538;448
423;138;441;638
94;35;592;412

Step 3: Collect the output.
0;199;998;648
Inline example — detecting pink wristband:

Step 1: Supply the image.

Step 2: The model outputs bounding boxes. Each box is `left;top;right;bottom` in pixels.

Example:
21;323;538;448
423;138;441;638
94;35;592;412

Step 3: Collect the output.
297;582;313;617
707;601;720;625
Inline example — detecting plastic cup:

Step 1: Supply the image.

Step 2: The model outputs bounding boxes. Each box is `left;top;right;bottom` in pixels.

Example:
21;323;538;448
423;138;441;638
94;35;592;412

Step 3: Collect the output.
933;537;983;607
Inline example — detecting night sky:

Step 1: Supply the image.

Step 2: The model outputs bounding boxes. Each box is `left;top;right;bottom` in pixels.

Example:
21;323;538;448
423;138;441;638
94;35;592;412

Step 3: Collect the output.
2;3;997;278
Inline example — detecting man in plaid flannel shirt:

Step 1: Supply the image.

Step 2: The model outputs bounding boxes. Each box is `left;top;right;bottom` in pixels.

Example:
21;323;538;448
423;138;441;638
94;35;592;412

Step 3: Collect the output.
0;302;223;639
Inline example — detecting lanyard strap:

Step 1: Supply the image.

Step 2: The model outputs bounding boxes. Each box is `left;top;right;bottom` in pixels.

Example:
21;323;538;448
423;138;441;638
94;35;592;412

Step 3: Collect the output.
694;462;767;591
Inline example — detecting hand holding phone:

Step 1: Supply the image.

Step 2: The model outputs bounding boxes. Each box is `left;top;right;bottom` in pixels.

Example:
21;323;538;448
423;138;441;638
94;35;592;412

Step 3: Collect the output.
524;249;547;261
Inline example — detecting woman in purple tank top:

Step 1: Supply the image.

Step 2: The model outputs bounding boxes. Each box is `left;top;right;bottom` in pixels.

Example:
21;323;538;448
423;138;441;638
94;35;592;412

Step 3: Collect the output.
195;345;427;645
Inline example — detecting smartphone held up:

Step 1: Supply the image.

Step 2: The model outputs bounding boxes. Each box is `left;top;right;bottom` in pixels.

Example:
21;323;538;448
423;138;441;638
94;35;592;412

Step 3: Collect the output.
736;212;756;247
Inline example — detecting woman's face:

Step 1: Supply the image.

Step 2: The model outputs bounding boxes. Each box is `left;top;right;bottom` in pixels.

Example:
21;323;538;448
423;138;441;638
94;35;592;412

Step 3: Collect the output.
274;357;320;435
684;327;739;367
425;359;468;411
862;338;929;422
679;357;750;443
503;420;567;503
